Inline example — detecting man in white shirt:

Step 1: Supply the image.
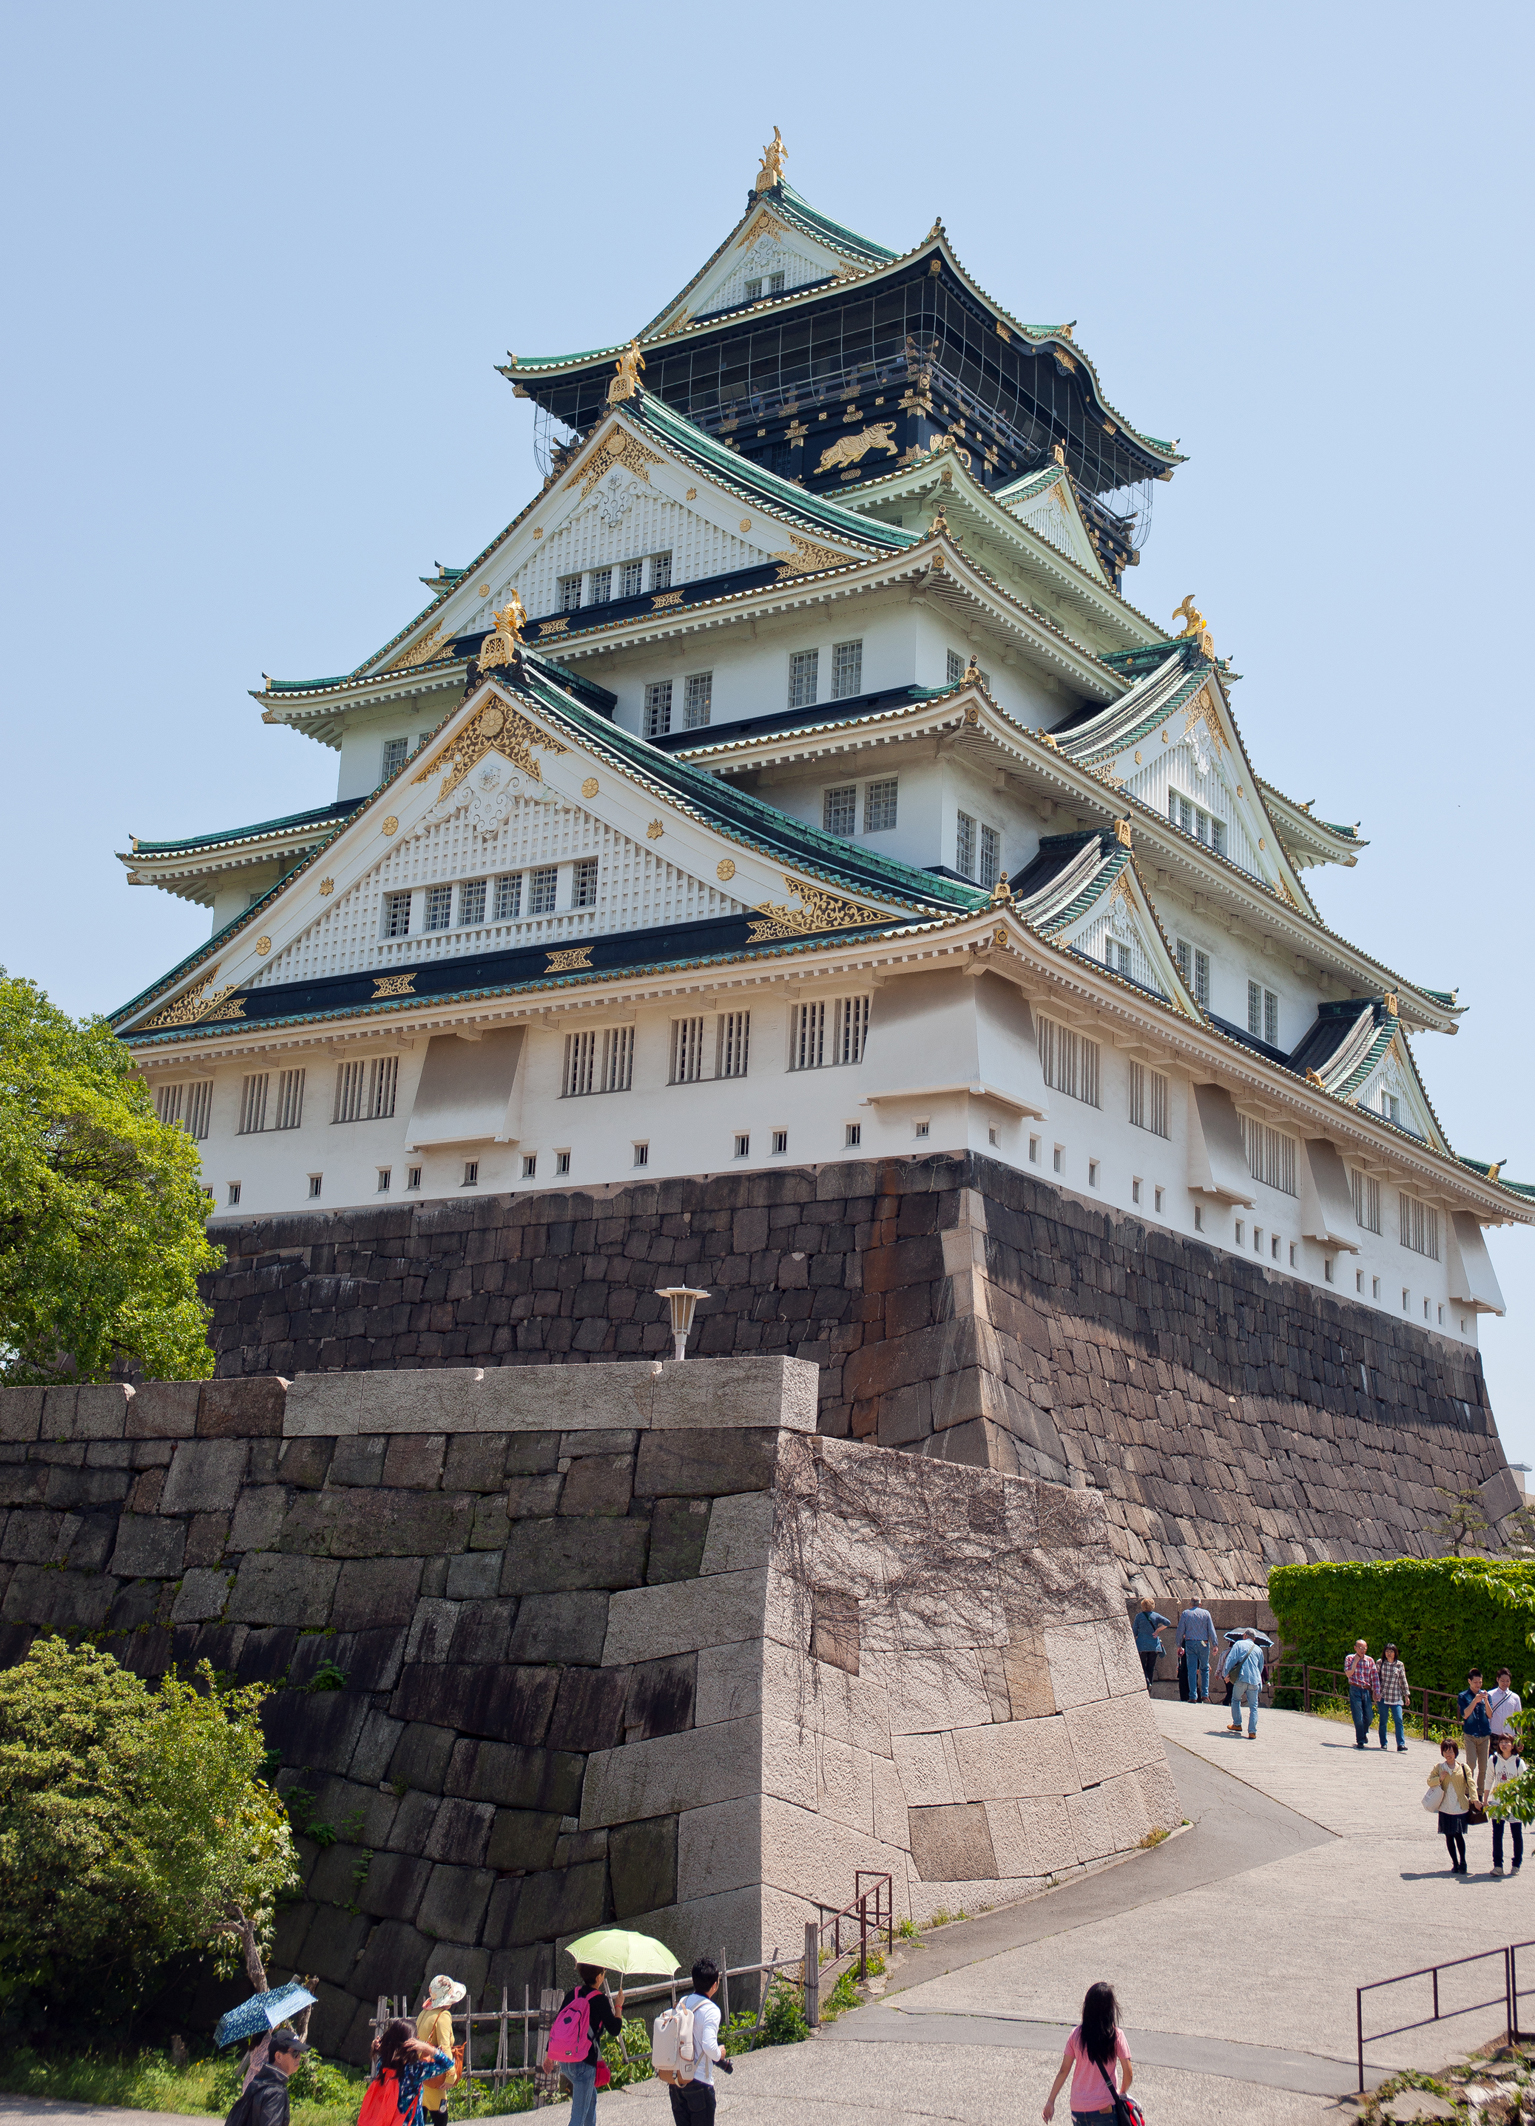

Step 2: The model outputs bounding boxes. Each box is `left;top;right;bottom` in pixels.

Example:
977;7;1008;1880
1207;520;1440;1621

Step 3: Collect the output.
1489;1668;1523;1741
670;1958;728;2126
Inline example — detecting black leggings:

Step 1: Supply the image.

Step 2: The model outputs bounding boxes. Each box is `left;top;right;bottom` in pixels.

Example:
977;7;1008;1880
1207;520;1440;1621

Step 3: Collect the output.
1444;1827;1466;1869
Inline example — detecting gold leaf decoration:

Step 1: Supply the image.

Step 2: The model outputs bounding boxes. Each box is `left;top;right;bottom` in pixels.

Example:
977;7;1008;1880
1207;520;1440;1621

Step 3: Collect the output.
546;946;594;972
373;973;415;997
319;878;334;895
574;430;665;498
413;693;569;803
770;535;860;580
646;820;665;839
745;874;892;944
144;973;244;1029
581;777;599;798
478;592;526;672
815;423;898;476
388;625;450;673
255;937;271;956
716;858;736;882
382;816;399;835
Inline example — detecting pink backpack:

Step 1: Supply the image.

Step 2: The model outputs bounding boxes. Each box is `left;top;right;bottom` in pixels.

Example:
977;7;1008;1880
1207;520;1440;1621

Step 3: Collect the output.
546;1992;594;2066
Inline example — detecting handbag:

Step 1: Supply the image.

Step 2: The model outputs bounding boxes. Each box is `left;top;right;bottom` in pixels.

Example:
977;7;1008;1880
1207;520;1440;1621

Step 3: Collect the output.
1467;1802;1489;1827
445;2047;464;2090
1096;2051;1147;2126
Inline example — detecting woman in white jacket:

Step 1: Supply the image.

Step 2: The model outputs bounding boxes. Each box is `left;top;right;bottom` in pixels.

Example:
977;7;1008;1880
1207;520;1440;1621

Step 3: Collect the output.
1488;1732;1527;1876
1427;1740;1473;1875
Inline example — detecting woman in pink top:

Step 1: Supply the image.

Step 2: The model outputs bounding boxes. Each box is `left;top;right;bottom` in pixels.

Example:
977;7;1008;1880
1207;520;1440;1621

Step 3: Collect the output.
1042;1982;1133;2122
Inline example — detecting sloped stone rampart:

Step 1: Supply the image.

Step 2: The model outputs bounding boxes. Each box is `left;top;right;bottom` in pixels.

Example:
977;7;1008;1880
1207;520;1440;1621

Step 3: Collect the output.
0;1360;1173;2060
199;1153;1512;1596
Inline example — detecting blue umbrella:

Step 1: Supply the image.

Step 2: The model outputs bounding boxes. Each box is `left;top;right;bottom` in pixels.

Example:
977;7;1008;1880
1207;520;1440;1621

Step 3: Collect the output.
215;1982;317;2050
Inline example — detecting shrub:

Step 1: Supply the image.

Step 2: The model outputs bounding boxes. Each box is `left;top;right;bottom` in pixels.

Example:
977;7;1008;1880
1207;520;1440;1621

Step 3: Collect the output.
1268;1559;1535;1704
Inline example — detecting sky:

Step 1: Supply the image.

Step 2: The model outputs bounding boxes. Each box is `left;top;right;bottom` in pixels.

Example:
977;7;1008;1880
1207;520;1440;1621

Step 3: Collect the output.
2;2;1532;1465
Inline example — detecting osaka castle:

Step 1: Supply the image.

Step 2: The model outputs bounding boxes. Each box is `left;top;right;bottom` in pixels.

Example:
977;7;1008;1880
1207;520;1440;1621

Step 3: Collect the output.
116;134;1529;1362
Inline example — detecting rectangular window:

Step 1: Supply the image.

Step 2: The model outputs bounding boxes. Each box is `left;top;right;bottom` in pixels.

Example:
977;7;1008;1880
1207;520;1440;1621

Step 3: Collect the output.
227;1181;241;1206
273;1069;305;1132
831;640;863;699
718;1011;750;1079
377;1168;391;1192
238;1073;269;1135
956;811;976;879
555;1150;570;1174
560;573;582;611
834;993;869;1065
1247;982;1280;1045
1352;1169;1382;1234
562;1025;635;1097
381;736;409;782
670;1015;706;1084
791;1001;825;1071
684;672;712;729
789;648;819;708
494;873;522;921
1400;1191;1441;1260
523;1154;537;1178
589;567;612;605
156;1081;214;1141
1038;1016;1101;1107
864;777;898;832
572;858;598;909
744;277;763;302
1380;1091;1401;1125
1128;1062;1169;1138
407;1165;422;1190
788;996;867;1068
1106;939;1133;976
632;1142;648;1167
644;680;673;738
1212;819;1227;858
734;1132;750;1159
768;271;784;294
462;1160;479;1186
772;1129;788;1155
384;891;412;939
980;824;1001;891
621;559;644;598
308;1173;323;1199
333;1055;397;1123
823;784;857;836
845;1122;861;1147
946;648;965;685
424;884;452;931
1240;1116;1298;1196
459;878;487;926
651;551;672;590
1193;949;1210;1008
529;865;558;915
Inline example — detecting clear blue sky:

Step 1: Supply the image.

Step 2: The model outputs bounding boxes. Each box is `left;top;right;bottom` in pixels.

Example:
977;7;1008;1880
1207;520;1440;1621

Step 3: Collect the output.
4;2;1531;1470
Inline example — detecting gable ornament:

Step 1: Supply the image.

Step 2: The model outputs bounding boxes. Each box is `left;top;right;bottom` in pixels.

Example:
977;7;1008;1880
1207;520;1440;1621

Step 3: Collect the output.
576;429;665;498
769;535;859;580
754;126;786;195
745;874;891;945
1172;594;1215;658
144;970;244;1029
606;339;646;405
415;692;569;804
478;591;527;673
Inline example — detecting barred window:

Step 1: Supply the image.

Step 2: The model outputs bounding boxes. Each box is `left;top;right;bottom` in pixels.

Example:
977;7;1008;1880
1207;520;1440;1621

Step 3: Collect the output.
381;736;409;782
831;640;863;699
621;559;644;598
718;1011;750;1079
956;810;977;878
1352;1169;1382;1234
384;891;412;939
529;866;558;915
651;551;672;590
1170;788;1226;858
573;857;598;909
155;1081;213;1140
980;823;1001;890
590;567;612;605
791;1001;826;1070
273;1069;305;1132
238;1074;269;1135
1128;1062;1169;1139
424;884;452;931
1400;1191;1440;1260
684;672;712;729
1106;939;1133;976
334;1055;398;1123
864;777;898;832
1240;1116;1298;1195
745;276;763;302
834;993;869;1064
789;648;819;708
670;1016;706;1084
823;784;857;836
1248;981;1280;1046
562;1026;634;1097
1175;938;1210;1008
494;873;522;921
644;681;673;738
789;995;869;1070
1380;1090;1401;1125
459;878;487;926
768;271;784;294
1038;1017;1101;1107
947;649;965;684
155;1081;183;1127
560;573;582;610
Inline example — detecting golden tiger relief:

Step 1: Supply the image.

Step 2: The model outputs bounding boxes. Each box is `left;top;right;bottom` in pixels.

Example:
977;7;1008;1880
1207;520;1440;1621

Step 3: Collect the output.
815;422;898;474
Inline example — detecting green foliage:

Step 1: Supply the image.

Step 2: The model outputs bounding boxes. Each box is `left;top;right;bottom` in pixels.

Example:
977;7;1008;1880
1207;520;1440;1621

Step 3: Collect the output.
303;1662;348;1694
0;2043;366;2126
598;2016;653;2088
722;1978;809;2052
0;1638;298;2016
1269;1558;1535;1704
1430;1488;1492;1556
0;971;222;1383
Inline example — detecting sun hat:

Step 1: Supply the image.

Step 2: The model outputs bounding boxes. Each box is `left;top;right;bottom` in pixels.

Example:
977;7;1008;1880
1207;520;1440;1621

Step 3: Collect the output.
425;1975;468;2009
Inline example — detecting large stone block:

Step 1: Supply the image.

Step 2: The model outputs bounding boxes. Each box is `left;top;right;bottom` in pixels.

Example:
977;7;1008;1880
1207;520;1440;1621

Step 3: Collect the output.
106;1516;185;1579
0;1390;44;1444
601;1570;767;1668
645;1498;712;1583
358;1851;434;1921
125;1381;200;1439
229;1487;288;1556
907;1802;998;1882
263;1692;372;1776
2;1562;114;1630
695;1641;762;1729
161;1439;250;1515
507;1591;608;1666
547;1667;629;1752
634;1429;779;1499
353;1919;434;1999
559;1454;634;1517
948;1715;1080;1802
486;1809;563;1873
581;1717;762;1830
387;1723;459;1795
198;1378;286;1438
676;1796;761;1901
228;1553;340;1627
328;1489;474;1559
483;1860;606;1948
609;1814;677;1919
45;1385;133;1441
417;1862;495;1943
624;1656;696;1743
500;1518;649;1593
301;1905;372;1987
700;1492;775;1576
445;1736;584;1816
331;1557;425;1632
1043;1622;1112;1711
390;1663;558;1748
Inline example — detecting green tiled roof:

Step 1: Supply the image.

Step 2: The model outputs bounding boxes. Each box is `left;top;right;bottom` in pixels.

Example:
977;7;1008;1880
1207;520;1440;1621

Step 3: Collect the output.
766;182;896;265
132;800;362;857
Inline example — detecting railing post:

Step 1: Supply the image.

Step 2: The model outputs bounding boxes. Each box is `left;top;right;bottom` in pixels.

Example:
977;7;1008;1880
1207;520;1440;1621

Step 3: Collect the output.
1356;1987;1364;2095
1433;1966;1439;2022
804;1920;820;2028
1304;1666;1312;1717
859;1891;868;1981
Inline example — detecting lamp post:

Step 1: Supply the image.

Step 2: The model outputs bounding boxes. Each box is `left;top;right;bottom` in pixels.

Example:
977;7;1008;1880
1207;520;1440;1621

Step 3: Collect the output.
656;1286;710;1361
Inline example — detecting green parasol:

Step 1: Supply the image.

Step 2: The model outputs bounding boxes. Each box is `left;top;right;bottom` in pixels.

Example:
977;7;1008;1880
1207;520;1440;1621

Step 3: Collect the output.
564;1929;679;1979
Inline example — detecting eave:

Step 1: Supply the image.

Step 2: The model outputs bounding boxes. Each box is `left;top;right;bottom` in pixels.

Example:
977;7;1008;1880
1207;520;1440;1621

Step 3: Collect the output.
1256;779;1366;870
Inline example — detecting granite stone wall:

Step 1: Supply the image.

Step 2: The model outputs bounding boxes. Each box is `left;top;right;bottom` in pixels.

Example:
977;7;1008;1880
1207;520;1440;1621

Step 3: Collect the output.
0;1359;1173;2059
199;1153;1516;1598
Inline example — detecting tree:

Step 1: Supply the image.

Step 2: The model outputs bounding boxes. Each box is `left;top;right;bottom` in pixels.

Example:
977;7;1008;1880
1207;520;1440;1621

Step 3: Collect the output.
0;971;222;1383
0;1638;298;2014
1428;1487;1491;1556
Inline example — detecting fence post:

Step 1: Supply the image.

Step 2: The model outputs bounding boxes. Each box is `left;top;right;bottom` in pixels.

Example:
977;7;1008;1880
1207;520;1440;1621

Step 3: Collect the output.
804;1920;820;2028
720;1947;729;2026
1356;1987;1364;2095
859;1890;868;1981
1304;1667;1312;1718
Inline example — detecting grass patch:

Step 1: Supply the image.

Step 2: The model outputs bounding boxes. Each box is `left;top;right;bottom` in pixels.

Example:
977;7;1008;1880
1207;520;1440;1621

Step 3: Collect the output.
0;2045;370;2126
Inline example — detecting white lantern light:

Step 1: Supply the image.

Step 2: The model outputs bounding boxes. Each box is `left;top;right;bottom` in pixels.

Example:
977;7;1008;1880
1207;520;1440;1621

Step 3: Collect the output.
656;1285;710;1361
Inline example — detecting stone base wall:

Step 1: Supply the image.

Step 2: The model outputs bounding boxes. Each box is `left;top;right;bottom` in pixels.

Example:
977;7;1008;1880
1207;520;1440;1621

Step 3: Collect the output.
200;1153;1516;1598
0;1360;1172;2060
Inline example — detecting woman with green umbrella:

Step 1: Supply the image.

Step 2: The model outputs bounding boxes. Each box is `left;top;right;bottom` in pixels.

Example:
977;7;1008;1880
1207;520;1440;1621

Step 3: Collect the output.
548;1960;626;2126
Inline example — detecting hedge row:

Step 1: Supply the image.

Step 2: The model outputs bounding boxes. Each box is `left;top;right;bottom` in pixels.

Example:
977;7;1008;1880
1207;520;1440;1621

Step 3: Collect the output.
1268;1560;1535;1704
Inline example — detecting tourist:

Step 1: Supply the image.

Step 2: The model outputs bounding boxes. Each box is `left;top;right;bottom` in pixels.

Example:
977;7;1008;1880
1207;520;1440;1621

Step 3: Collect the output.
373;2021;454;2126
415;1975;466;2126
1426;1740;1473;1874
1132;1602;1169;1687
1176;1596;1217;1703
224;2028;308;2126
1489;1733;1527;1876
1489;1668;1523;1746
1376;1644;1409;1751
666;1959;726;2126
1041;1980;1134;2122
1224;1631;1264;1739
1460;1669;1495;1802
1345;1640;1379;1750
551;1965;625;2126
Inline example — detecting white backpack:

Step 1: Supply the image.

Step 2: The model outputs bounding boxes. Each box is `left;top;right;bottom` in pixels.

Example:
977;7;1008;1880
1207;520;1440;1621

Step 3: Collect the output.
650;2001;697;2086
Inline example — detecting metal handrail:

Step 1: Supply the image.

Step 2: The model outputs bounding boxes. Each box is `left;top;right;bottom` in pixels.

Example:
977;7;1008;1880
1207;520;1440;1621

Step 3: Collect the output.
1271;1661;1463;1740
1355;1937;1535;2092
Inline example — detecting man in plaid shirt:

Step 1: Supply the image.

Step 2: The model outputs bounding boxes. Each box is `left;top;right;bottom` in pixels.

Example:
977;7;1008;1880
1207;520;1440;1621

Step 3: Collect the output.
1345;1640;1380;1750
1376;1644;1409;1751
